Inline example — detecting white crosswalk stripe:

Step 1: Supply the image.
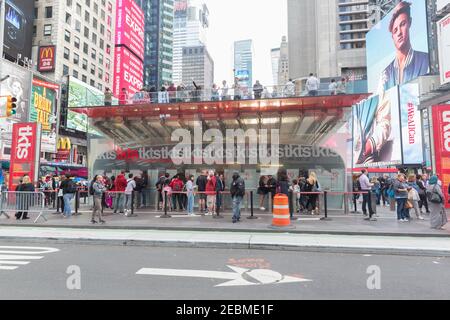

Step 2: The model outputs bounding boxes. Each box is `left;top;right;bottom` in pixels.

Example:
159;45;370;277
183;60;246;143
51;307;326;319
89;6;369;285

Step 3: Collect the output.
0;246;59;271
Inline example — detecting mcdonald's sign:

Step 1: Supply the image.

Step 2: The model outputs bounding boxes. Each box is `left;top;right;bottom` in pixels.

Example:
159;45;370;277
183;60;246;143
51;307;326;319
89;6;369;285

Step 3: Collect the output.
37;46;56;72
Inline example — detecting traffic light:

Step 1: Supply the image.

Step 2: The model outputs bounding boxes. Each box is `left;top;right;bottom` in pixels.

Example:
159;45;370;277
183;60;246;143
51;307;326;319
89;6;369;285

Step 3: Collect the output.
6;96;17;117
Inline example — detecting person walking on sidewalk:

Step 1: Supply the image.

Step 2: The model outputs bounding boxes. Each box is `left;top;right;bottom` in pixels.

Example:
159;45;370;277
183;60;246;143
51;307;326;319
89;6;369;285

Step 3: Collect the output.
407;174;424;220
426;175;448;230
393;174;411;222
205;170;217;216
124;173;137;217
186;175;196;216
91;175;106;224
230;171;245;223
113;171;127;214
359;169;376;220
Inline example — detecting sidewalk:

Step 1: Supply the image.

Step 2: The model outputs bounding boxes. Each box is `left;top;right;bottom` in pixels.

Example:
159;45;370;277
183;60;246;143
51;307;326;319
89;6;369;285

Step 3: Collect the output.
1;204;449;237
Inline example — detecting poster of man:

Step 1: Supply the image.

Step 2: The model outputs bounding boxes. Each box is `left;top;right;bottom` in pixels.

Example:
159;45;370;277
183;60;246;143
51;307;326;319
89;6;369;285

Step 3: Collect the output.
367;0;430;94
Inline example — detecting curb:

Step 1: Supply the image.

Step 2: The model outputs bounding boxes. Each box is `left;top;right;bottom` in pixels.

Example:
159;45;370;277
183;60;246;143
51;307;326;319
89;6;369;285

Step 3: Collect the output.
0;223;449;238
1;235;450;257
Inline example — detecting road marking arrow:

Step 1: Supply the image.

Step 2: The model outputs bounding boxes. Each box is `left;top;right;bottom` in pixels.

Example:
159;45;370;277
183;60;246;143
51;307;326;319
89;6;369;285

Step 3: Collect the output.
136;265;312;287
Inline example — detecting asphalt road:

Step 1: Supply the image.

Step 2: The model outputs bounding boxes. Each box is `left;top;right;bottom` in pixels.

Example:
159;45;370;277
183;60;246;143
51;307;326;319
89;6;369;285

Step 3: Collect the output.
0;240;449;300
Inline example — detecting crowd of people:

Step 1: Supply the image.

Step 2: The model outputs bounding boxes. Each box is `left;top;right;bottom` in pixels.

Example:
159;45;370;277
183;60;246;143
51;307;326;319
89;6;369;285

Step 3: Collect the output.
354;170;449;230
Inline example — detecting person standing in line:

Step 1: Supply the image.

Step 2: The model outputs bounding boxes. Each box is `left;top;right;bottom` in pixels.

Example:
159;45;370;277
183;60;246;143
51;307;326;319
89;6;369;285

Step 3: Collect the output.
113;170;127;214
230;171;245;223
104;88;113;106
393;174;411;222
169;174;185;211
407;174;424;220
124;173;137;217
91;175;106;224
215;173;225;214
329;79;337;95
60;174;77;218
55;176;65;214
205;170;217;216
291;179;301;214
426;175;448;230
196;171;208;214
15;176;35;220
276;168;292;217
358;169;376;221
257;176;269;211
266;175;277;200
185;175;196;216
417;174;430;214
371;176;381;206
162;179;173;212
306;73;320;96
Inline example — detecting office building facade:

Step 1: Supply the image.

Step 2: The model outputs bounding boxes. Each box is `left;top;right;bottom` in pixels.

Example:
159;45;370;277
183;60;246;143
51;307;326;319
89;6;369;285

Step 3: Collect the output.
234;39;253;89
181;45;214;90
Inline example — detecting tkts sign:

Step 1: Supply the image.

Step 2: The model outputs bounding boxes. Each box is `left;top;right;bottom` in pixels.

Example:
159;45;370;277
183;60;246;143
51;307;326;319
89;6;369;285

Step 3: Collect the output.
37;46;56;72
9;123;42;190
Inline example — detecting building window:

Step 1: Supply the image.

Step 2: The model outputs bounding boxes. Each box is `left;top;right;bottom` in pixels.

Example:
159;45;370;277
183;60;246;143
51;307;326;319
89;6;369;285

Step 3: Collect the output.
75;20;81;32
33;25;37;37
105;58;110;70
99;53;104;65
82;59;88;70
92;17;97;29
98;68;103;80
105;73;110;83
43;24;52;36
91;49;96;60
64;30;71;42
84;26;89;38
94;3;98;14
66;0;72;7
73;70;79;78
90;79;95;87
34;7;38;18
74;36;80;49
90;64;95;75
82;75;87;83
92;33;97;45
63;65;69;76
99;39;104;49
65;13;72;25
85;0;90;7
97;83;102;91
45;6;52;18
83;43;88;54
64;47;70;60
85;11;90;23
106;44;111;55
76;4;81;15
100;25;105;35
73;53;79;65
101;9;105;20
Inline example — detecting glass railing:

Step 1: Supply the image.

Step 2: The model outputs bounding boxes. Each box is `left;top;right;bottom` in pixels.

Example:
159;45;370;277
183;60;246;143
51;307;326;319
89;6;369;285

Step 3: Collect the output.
70;81;368;108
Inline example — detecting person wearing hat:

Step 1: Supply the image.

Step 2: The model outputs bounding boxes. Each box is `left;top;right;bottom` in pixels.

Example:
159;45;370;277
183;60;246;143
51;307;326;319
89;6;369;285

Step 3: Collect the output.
426;176;448;230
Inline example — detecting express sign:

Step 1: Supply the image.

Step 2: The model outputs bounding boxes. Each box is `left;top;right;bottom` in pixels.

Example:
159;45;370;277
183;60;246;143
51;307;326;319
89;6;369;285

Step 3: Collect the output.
113;46;144;98
115;0;145;61
9;123;41;190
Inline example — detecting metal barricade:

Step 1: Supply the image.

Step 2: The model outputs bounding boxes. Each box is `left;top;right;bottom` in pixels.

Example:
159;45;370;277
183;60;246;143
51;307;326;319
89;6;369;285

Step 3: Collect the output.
0;191;47;223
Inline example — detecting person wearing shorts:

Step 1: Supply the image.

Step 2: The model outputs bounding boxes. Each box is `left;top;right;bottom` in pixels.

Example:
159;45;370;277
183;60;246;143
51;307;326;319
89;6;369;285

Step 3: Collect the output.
196;170;208;213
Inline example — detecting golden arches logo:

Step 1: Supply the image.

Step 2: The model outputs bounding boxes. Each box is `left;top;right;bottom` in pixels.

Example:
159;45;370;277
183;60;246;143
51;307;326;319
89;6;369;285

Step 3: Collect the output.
40;47;54;59
57;138;71;150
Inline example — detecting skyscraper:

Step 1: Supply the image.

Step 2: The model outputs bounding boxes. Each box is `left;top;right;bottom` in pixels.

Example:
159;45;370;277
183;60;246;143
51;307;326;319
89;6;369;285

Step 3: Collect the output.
277;36;289;87
181;45;214;90
173;0;209;85
136;0;174;89
234;39;253;89
288;0;368;80
271;48;280;86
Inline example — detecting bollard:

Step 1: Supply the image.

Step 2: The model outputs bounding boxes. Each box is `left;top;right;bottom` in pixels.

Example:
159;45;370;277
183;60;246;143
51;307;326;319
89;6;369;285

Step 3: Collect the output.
160;191;171;218
75;190;79;214
269;192;273;214
320;191;332;221
288;190;294;220
247;190;258;220
213;190;223;219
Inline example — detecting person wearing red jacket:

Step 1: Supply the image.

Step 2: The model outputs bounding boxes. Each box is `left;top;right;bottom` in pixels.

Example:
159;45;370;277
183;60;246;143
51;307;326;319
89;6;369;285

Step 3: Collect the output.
205;170;217;216
113;171;127;214
169;175;184;211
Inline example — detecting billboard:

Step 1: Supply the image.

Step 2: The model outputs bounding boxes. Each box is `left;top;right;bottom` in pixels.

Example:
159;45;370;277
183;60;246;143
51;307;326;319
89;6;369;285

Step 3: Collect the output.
37;46;56;72
115;0;145;61
437;13;450;85
113;45;144;98
353;86;402;167
3;0;33;63
431;105;450;209
0;59;31;124
174;0;188;18
366;0;429;94
8;122;41;190
400;83;424;165
67;77;104;133
30;77;59;153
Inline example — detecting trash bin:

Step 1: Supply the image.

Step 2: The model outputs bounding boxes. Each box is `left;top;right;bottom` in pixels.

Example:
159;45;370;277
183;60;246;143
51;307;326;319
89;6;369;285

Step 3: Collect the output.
370;191;377;214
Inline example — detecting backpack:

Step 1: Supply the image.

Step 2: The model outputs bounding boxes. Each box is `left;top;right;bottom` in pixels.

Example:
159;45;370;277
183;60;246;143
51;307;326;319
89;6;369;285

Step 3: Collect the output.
66;180;78;194
89;182;95;196
173;180;182;192
426;185;442;204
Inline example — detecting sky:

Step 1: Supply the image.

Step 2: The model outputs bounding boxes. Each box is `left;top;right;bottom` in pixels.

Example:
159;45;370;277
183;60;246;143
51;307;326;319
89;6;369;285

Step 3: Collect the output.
202;0;288;86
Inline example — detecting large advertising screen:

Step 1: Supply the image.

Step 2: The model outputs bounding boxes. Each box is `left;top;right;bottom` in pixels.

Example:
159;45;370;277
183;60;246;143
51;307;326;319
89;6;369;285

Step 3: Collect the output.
431;105;450;209
0;59;31;124
3;0;33;63
30;77;59;153
68;77;104;133
366;0;430;94
353;86;402;167
399;83;423;165
437;13;450;85
115;0;145;61
113;45;144;98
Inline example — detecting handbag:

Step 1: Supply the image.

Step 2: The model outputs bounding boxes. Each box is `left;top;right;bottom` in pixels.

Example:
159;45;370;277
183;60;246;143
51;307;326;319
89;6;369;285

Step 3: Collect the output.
404;200;413;209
